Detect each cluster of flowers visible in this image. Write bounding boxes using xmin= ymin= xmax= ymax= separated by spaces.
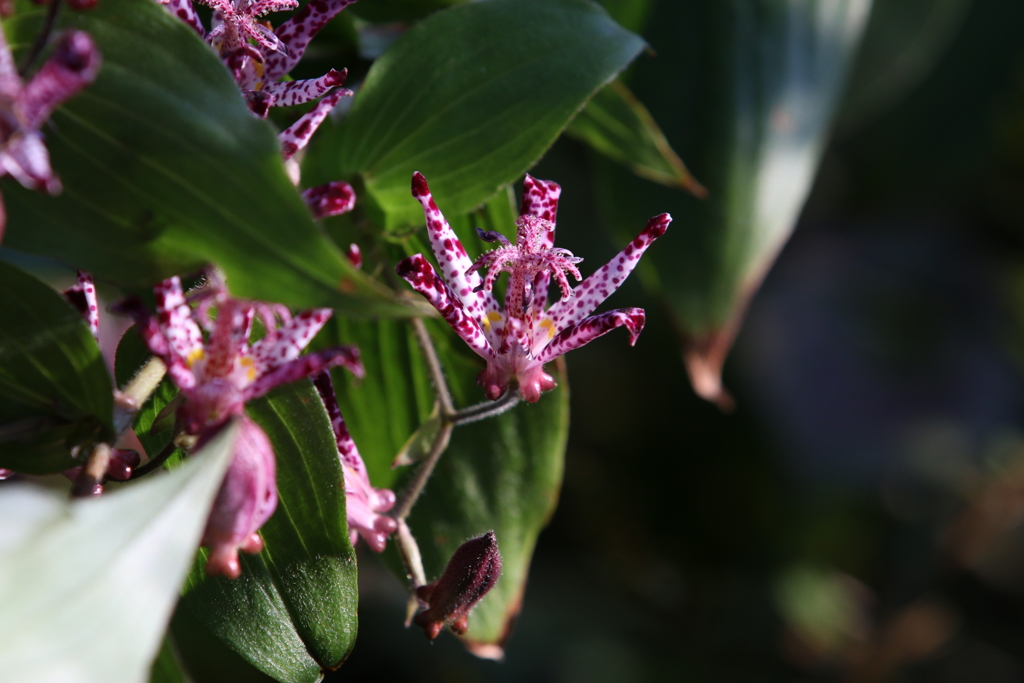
xmin=156 ymin=0 xmax=359 ymax=219
xmin=0 ymin=0 xmax=675 ymax=641
xmin=120 ymin=274 xmax=397 ymax=577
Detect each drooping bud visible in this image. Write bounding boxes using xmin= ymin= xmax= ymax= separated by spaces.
xmin=413 ymin=531 xmax=502 ymax=640
xmin=201 ymin=416 xmax=278 ymax=579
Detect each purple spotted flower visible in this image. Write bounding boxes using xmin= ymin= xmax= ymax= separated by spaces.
xmin=123 ymin=276 xmax=363 ymax=576
xmin=312 ymin=371 xmax=396 ymax=552
xmin=125 ymin=276 xmax=363 ymax=433
xmin=157 ymin=0 xmax=358 ymax=218
xmin=396 ymin=173 xmax=672 ymax=403
xmin=0 ymin=29 xmax=101 ymax=240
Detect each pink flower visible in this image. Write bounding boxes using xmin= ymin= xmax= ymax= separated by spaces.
xmin=157 ymin=0 xmax=358 ymax=218
xmin=125 ymin=276 xmax=362 ymax=434
xmin=312 ymin=371 xmax=396 ymax=552
xmin=396 ymin=173 xmax=672 ymax=403
xmin=121 ymin=276 xmax=364 ymax=576
xmin=200 ymin=415 xmax=277 ymax=579
xmin=0 ymin=29 xmax=101 ymax=239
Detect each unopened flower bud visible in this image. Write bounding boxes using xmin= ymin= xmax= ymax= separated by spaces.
xmin=413 ymin=531 xmax=501 ymax=639
xmin=201 ymin=416 xmax=278 ymax=580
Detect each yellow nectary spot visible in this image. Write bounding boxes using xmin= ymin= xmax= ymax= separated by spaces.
xmin=239 ymin=356 xmax=257 ymax=382
xmin=483 ymin=311 xmax=503 ymax=332
xmin=539 ymin=318 xmax=556 ymax=339
xmin=186 ymin=348 xmax=205 ymax=368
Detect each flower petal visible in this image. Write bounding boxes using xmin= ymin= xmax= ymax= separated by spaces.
xmin=264 ymin=0 xmax=359 ymax=81
xmin=279 ymin=86 xmax=350 ymax=159
xmin=157 ymin=0 xmax=206 ymax=37
xmin=302 ymin=180 xmax=356 ymax=218
xmin=544 ymin=213 xmax=671 ymax=334
xmin=519 ymin=174 xmax=560 ymax=245
xmin=245 ymin=346 xmax=363 ymax=401
xmin=20 ymin=31 xmax=101 ymax=131
xmin=396 ymin=254 xmax=497 ymax=362
xmin=411 ymin=173 xmax=489 ymax=320
xmin=62 ymin=270 xmax=99 ymax=342
xmin=250 ymin=307 xmax=332 ymax=373
xmin=537 ymin=307 xmax=645 ymax=364
xmin=262 ymin=68 xmax=348 ymax=107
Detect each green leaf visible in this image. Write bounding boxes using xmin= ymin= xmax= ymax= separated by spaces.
xmin=0 ymin=261 xmax=112 ymax=473
xmin=566 ymin=79 xmax=707 ymax=194
xmin=308 ymin=0 xmax=646 ymax=229
xmin=597 ymin=0 xmax=873 ymax=407
xmin=0 ymin=421 xmax=236 ymax=683
xmin=0 ymin=0 xmax=405 ymax=316
xmin=181 ymin=380 xmax=357 ymax=681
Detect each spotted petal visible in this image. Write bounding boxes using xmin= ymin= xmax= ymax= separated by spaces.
xmin=411 ymin=172 xmax=487 ymax=319
xmin=545 ymin=213 xmax=671 ymax=334
xmin=537 ymin=308 xmax=645 ymax=364
xmin=250 ymin=307 xmax=332 ymax=374
xmin=262 ymin=68 xmax=348 ymax=107
xmin=279 ymin=86 xmax=350 ymax=159
xmin=264 ymin=0 xmax=359 ymax=81
xmin=245 ymin=346 xmax=363 ymax=401
xmin=396 ymin=254 xmax=497 ymax=363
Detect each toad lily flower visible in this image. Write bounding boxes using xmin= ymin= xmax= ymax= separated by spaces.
xmin=0 ymin=29 xmax=101 ymax=240
xmin=396 ymin=172 xmax=672 ymax=403
xmin=313 ymin=371 xmax=396 ymax=552
xmin=121 ymin=276 xmax=363 ymax=577
xmin=125 ymin=276 xmax=363 ymax=434
xmin=157 ymin=0 xmax=358 ymax=218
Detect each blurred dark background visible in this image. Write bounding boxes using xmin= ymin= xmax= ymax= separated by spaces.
xmin=333 ymin=0 xmax=1024 ymax=680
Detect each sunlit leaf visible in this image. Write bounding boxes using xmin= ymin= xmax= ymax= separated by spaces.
xmin=0 ymin=0 xmax=405 ymax=315
xmin=0 ymin=261 xmax=112 ymax=473
xmin=0 ymin=422 xmax=236 ymax=683
xmin=308 ymin=0 xmax=645 ymax=229
xmin=597 ymin=0 xmax=874 ymax=407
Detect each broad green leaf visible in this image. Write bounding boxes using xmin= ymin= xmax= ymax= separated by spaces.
xmin=181 ymin=380 xmax=357 ymax=681
xmin=308 ymin=0 xmax=646 ymax=229
xmin=0 ymin=261 xmax=112 ymax=473
xmin=0 ymin=1 xmax=405 ymax=316
xmin=566 ymin=80 xmax=707 ymax=194
xmin=598 ymin=0 xmax=873 ymax=407
xmin=0 ymin=421 xmax=236 ymax=683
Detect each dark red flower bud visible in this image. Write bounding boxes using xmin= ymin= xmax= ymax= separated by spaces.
xmin=413 ymin=531 xmax=501 ymax=640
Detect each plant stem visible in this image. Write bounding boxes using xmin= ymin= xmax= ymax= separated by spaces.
xmin=113 ymin=357 xmax=167 ymax=434
xmin=451 ymin=387 xmax=521 ymax=425
xmin=70 ymin=441 xmax=110 ymax=498
xmin=128 ymin=438 xmax=178 ymax=480
xmin=390 ymin=421 xmax=453 ymax=521
xmin=410 ymin=317 xmax=454 ymax=415
xmin=18 ymin=0 xmax=61 ymax=77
